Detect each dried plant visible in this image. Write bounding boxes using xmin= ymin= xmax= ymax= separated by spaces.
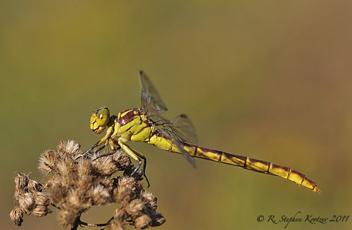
xmin=10 ymin=140 xmax=165 ymax=230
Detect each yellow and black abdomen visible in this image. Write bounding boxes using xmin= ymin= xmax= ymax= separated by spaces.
xmin=148 ymin=133 xmax=320 ymax=193
xmin=187 ymin=143 xmax=320 ymax=193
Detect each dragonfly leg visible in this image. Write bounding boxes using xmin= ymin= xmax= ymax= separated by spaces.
xmin=129 ymin=154 xmax=149 ymax=187
xmin=75 ymin=141 xmax=107 ymax=160
xmin=91 ymin=145 xmax=121 ymax=162
xmin=94 ymin=144 xmax=107 ymax=154
xmin=130 ymin=158 xmax=142 ymax=176
xmin=76 ymin=126 xmax=114 ymax=160
xmin=118 ymin=140 xmax=150 ymax=187
xmin=75 ymin=145 xmax=95 ymax=160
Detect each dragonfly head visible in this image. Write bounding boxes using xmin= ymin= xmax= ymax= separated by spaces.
xmin=90 ymin=107 xmax=110 ymax=134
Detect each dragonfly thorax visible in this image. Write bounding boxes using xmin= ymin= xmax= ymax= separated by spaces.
xmin=114 ymin=108 xmax=154 ymax=143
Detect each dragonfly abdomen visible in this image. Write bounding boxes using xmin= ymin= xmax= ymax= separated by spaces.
xmin=147 ymin=134 xmax=320 ymax=193
xmin=182 ymin=142 xmax=321 ymax=193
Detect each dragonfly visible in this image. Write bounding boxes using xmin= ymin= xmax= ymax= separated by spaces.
xmin=82 ymin=71 xmax=320 ymax=193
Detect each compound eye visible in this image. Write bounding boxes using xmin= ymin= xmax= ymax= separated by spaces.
xmin=96 ymin=107 xmax=110 ymax=126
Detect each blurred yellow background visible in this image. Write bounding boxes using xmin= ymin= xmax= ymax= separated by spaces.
xmin=1 ymin=0 xmax=351 ymax=230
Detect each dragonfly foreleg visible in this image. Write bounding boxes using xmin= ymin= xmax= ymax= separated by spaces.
xmin=76 ymin=126 xmax=115 ymax=160
xmin=91 ymin=145 xmax=121 ymax=162
xmin=75 ymin=145 xmax=95 ymax=160
xmin=75 ymin=140 xmax=106 ymax=160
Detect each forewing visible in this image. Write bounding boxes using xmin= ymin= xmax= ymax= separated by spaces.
xmin=139 ymin=71 xmax=195 ymax=168
xmin=139 ymin=71 xmax=168 ymax=115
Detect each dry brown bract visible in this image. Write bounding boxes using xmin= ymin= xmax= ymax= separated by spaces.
xmin=10 ymin=140 xmax=165 ymax=230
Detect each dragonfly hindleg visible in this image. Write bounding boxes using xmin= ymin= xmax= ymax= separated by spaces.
xmin=128 ymin=155 xmax=149 ymax=188
xmin=118 ymin=140 xmax=150 ymax=187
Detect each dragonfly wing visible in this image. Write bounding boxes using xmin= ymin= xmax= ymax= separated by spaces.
xmin=146 ymin=114 xmax=197 ymax=167
xmin=170 ymin=114 xmax=199 ymax=145
xmin=139 ymin=71 xmax=168 ymax=115
xmin=157 ymin=128 xmax=196 ymax=168
xmin=139 ymin=71 xmax=196 ymax=168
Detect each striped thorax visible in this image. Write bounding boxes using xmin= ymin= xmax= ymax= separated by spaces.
xmin=114 ymin=108 xmax=155 ymax=143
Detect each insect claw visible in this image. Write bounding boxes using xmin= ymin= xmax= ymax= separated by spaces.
xmin=144 ymin=173 xmax=150 ymax=188
xmin=129 ymin=158 xmax=150 ymax=188
xmin=130 ymin=159 xmax=142 ymax=177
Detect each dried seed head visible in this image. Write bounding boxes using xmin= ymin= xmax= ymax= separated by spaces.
xmin=58 ymin=206 xmax=79 ymax=229
xmin=113 ymin=151 xmax=131 ymax=170
xmin=28 ymin=179 xmax=42 ymax=192
xmin=91 ymin=184 xmax=111 ymax=205
xmin=18 ymin=193 xmax=35 ymax=214
xmin=33 ymin=205 xmax=51 ymax=217
xmin=34 ymin=192 xmax=49 ymax=206
xmin=14 ymin=187 xmax=20 ymax=201
xmin=77 ymin=175 xmax=93 ymax=190
xmin=119 ymin=176 xmax=136 ymax=189
xmin=113 ymin=208 xmax=127 ymax=221
xmin=15 ymin=172 xmax=29 ymax=190
xmin=76 ymin=158 xmax=94 ymax=190
xmin=113 ymin=177 xmax=137 ymax=204
xmin=141 ymin=192 xmax=157 ymax=210
xmin=45 ymin=182 xmax=68 ymax=204
xmin=106 ymin=219 xmax=125 ymax=230
xmin=125 ymin=199 xmax=145 ymax=218
xmin=38 ymin=149 xmax=58 ymax=173
xmin=67 ymin=189 xmax=85 ymax=208
xmin=11 ymin=141 xmax=165 ymax=229
xmin=135 ymin=214 xmax=152 ymax=229
xmin=150 ymin=212 xmax=166 ymax=227
xmin=77 ymin=158 xmax=93 ymax=176
xmin=55 ymin=157 xmax=76 ymax=176
xmin=92 ymin=156 xmax=118 ymax=176
xmin=10 ymin=207 xmax=23 ymax=226
xmin=59 ymin=140 xmax=81 ymax=156
xmin=101 ymin=177 xmax=113 ymax=187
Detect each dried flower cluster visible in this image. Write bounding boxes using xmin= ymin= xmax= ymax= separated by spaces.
xmin=10 ymin=140 xmax=165 ymax=230
xmin=10 ymin=172 xmax=51 ymax=226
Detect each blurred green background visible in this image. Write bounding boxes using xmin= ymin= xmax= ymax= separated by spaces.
xmin=1 ymin=0 xmax=351 ymax=229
